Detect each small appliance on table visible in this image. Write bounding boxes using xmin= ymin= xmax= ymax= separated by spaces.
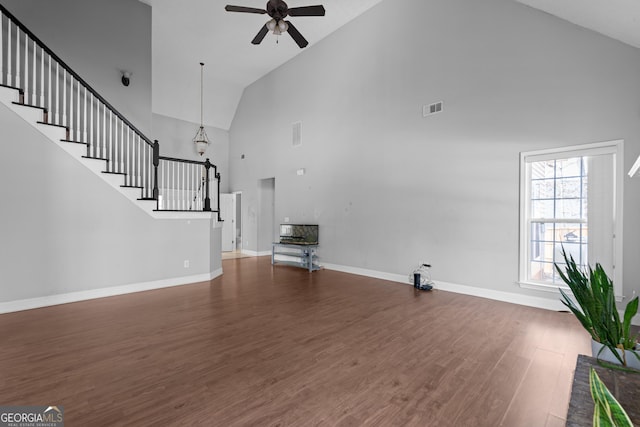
xmin=272 ymin=224 xmax=319 ymax=272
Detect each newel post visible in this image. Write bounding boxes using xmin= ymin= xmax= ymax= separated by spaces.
xmin=216 ymin=171 xmax=222 ymax=222
xmin=152 ymin=140 xmax=159 ymax=200
xmin=204 ymin=158 xmax=212 ymax=212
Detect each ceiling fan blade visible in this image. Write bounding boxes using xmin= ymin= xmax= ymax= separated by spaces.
xmin=287 ymin=5 xmax=325 ymax=17
xmin=251 ymin=24 xmax=269 ymax=45
xmin=285 ymin=21 xmax=308 ymax=48
xmin=225 ymin=5 xmax=267 ymax=14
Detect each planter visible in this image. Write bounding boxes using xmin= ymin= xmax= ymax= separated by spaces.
xmin=591 ymin=339 xmax=640 ymax=370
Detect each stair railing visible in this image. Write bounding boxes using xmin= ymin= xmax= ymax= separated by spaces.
xmin=156 ymin=155 xmax=220 ymax=215
xmin=0 ymin=4 xmax=221 ymax=218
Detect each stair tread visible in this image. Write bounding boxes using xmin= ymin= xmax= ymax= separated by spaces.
xmin=0 ymin=83 xmax=23 ymax=93
xmin=82 ymin=156 xmax=109 ymax=161
xmin=12 ymin=101 xmax=46 ymax=112
xmin=37 ymin=121 xmax=67 ymax=129
xmin=61 ymin=139 xmax=88 ymax=146
xmin=121 ymin=185 xmax=144 ymax=189
xmin=154 ymin=209 xmax=209 ymax=212
xmin=102 ymin=171 xmax=127 ymax=176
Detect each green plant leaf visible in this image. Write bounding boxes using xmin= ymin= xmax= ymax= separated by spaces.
xmin=589 ymin=368 xmax=634 ymax=427
xmin=622 ymin=297 xmax=638 ymax=348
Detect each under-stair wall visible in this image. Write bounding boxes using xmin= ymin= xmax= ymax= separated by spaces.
xmin=0 ymin=101 xmax=222 ymax=311
xmin=0 ymin=1 xmax=224 ymax=312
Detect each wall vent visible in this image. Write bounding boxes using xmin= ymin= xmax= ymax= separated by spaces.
xmin=292 ymin=121 xmax=302 ymax=147
xmin=423 ymin=101 xmax=443 ymax=117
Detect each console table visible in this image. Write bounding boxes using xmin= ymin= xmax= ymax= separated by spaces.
xmin=567 ymin=354 xmax=640 ymax=426
xmin=271 ymin=242 xmax=319 ymax=272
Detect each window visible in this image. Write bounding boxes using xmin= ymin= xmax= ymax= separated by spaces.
xmin=519 ymin=141 xmax=623 ymax=296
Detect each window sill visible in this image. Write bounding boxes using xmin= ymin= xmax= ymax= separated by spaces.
xmin=518 ymin=281 xmax=624 ymax=302
xmin=518 ymin=281 xmax=568 ymax=294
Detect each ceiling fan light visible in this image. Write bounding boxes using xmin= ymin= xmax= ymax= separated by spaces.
xmin=266 ymin=18 xmax=277 ymax=31
xmin=273 ymin=26 xmax=282 ymax=35
xmin=278 ymin=20 xmax=288 ymax=32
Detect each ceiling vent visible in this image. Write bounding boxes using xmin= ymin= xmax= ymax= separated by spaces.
xmin=423 ymin=101 xmax=443 ymax=117
xmin=292 ymin=121 xmax=302 ymax=147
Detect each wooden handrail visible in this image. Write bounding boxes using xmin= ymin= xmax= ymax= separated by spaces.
xmin=0 ymin=3 xmax=154 ymax=147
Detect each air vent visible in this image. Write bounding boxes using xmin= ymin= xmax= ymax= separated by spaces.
xmin=423 ymin=101 xmax=443 ymax=117
xmin=292 ymin=121 xmax=302 ymax=147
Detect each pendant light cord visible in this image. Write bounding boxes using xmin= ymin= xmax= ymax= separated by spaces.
xmin=200 ymin=62 xmax=204 ymax=127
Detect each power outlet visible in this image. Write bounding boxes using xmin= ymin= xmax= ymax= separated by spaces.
xmin=184 ymin=260 xmax=190 ymax=268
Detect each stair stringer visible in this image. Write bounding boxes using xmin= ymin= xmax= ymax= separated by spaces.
xmin=0 ymin=85 xmax=214 ymax=221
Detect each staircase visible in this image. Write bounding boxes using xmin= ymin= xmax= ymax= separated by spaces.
xmin=0 ymin=4 xmax=222 ymax=220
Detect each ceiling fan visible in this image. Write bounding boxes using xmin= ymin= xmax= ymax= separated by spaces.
xmin=225 ymin=0 xmax=326 ymax=48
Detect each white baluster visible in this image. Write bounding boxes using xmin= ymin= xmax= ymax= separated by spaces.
xmin=141 ymin=141 xmax=145 ymax=194
xmin=126 ymin=127 xmax=130 ymax=185
xmin=147 ymin=144 xmax=151 ymax=198
xmin=16 ymin=28 xmax=20 ymax=90
xmin=183 ymin=163 xmax=187 ymax=210
xmin=32 ymin=40 xmax=37 ymax=104
xmin=47 ymin=55 xmax=51 ymax=122
xmin=83 ymin=87 xmax=87 ymax=142
xmin=88 ymin=93 xmax=93 ymax=155
xmin=0 ymin=15 xmax=4 ymax=86
xmin=101 ymin=103 xmax=106 ymax=158
xmin=120 ymin=122 xmax=125 ymax=174
xmin=112 ymin=116 xmax=117 ymax=171
xmin=23 ymin=31 xmax=28 ymax=103
xmin=39 ymin=45 xmax=44 ymax=107
xmin=116 ymin=118 xmax=121 ymax=173
xmin=54 ymin=63 xmax=59 ymax=124
xmin=62 ymin=69 xmax=67 ymax=127
xmin=76 ymin=80 xmax=81 ymax=141
xmin=7 ymin=20 xmax=12 ymax=86
xmin=69 ymin=79 xmax=74 ymax=140
xmin=108 ymin=110 xmax=113 ymax=169
xmin=137 ymin=135 xmax=141 ymax=187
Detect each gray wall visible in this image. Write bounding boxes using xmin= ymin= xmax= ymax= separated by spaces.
xmin=152 ymin=113 xmax=230 ymax=193
xmin=229 ymin=0 xmax=640 ymax=302
xmin=0 ymin=101 xmax=219 ymax=302
xmin=2 ymin=0 xmax=152 ymax=135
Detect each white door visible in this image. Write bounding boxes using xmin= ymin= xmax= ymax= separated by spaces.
xmin=220 ymin=193 xmax=235 ymax=252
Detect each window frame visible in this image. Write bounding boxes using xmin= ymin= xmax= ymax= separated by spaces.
xmin=518 ymin=140 xmax=624 ymax=297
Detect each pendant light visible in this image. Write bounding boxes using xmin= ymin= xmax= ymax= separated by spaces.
xmin=193 ymin=62 xmax=210 ymax=156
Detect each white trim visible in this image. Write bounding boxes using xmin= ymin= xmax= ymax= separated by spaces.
xmin=522 ymin=140 xmax=620 ymax=162
xmin=323 ymin=263 xmax=566 ymax=312
xmin=322 ymin=263 xmax=407 ymax=283
xmin=518 ymin=140 xmax=624 ymax=296
xmin=629 ymin=154 xmax=640 ymax=178
xmin=519 ymin=280 xmax=625 ymax=302
xmin=435 ymin=280 xmax=566 ymax=312
xmin=324 ymin=263 xmax=640 ymax=325
xmin=0 ymin=269 xmax=223 ymax=314
xmin=241 ymin=249 xmax=271 ymax=257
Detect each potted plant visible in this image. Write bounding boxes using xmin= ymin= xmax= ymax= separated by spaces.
xmin=555 ymin=250 xmax=640 ymax=368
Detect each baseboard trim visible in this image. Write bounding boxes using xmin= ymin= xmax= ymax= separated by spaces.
xmin=322 ymin=263 xmax=567 ymax=313
xmin=0 ymin=269 xmax=223 ymax=314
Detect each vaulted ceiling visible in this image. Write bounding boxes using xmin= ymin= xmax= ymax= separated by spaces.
xmin=142 ymin=0 xmax=640 ymax=131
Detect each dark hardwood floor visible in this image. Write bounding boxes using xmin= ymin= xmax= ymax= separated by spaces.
xmin=0 ymin=257 xmax=590 ymax=426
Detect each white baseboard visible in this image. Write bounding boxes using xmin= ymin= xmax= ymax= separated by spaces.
xmin=322 ymin=263 xmax=407 ymax=284
xmin=322 ymin=263 xmax=568 ymax=313
xmin=0 ymin=269 xmax=223 ymax=314
xmin=241 ymin=249 xmax=272 ymax=257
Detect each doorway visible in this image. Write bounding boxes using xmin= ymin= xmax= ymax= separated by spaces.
xmin=220 ymin=192 xmax=244 ymax=255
